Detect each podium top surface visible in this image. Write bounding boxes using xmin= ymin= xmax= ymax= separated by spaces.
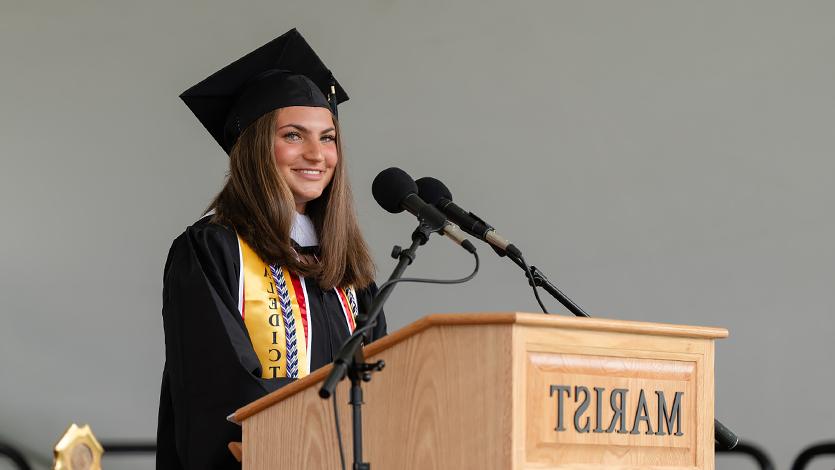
xmin=232 ymin=312 xmax=727 ymax=423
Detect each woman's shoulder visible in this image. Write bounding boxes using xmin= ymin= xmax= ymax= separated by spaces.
xmin=171 ymin=213 xmax=234 ymax=244
xmin=183 ymin=213 xmax=236 ymax=242
xmin=166 ymin=214 xmax=239 ymax=269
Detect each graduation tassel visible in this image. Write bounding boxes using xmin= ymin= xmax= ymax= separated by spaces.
xmin=328 ymin=75 xmax=338 ymax=119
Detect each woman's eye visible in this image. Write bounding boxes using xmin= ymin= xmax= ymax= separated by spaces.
xmin=283 ymin=132 xmax=302 ymax=141
xmin=321 ymin=134 xmax=336 ymax=143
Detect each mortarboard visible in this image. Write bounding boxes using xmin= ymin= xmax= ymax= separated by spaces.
xmin=180 ymin=28 xmax=348 ymax=154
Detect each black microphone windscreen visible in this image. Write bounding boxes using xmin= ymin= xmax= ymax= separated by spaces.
xmin=372 ymin=167 xmax=418 ymax=214
xmin=415 ymin=177 xmax=452 ymax=205
xmin=714 ymin=419 xmax=739 ymax=450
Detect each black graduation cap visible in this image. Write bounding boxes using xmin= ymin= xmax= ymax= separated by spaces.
xmin=180 ymin=28 xmax=348 ymax=154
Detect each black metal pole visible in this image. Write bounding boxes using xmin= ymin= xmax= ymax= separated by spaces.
xmin=345 ymin=231 xmax=428 ymax=470
xmin=350 ymin=377 xmax=366 ymax=470
xmin=321 ymin=223 xmax=436 ymax=470
xmin=319 ymin=235 xmax=423 ymax=399
xmin=355 ymin=234 xmax=424 ymax=334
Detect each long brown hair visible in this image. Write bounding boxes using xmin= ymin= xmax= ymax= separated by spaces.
xmin=208 ymin=109 xmax=375 ymax=289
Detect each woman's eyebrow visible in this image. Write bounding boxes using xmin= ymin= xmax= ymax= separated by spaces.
xmin=277 ymin=123 xmax=308 ymax=133
xmin=277 ymin=124 xmax=336 ymax=134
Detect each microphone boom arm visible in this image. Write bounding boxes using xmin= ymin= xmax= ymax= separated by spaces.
xmin=506 ymin=251 xmax=590 ymax=317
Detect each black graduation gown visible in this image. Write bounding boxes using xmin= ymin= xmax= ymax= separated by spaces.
xmin=156 ymin=218 xmax=387 ymax=470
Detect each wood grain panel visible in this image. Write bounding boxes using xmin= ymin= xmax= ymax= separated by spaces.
xmin=243 ymin=324 xmax=515 ymax=470
xmin=236 ymin=314 xmax=723 ymax=470
xmin=234 ymin=313 xmax=726 ymax=423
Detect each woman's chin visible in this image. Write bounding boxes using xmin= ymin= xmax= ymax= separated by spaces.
xmin=289 ymin=185 xmax=323 ymax=200
xmin=293 ymin=192 xmax=324 ymax=210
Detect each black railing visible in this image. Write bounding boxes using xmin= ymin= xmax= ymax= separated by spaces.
xmin=716 ymin=440 xmax=775 ymax=470
xmin=790 ymin=441 xmax=835 ymax=470
xmin=5 ymin=437 xmax=835 ymax=468
xmin=99 ymin=441 xmax=157 ymax=454
xmin=0 ymin=440 xmax=157 ymax=470
xmin=0 ymin=442 xmax=32 ymax=470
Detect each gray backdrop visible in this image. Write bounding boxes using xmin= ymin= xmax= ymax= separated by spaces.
xmin=2 ymin=1 xmax=833 ymax=469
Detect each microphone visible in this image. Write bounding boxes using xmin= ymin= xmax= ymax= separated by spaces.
xmin=372 ymin=168 xmax=476 ymax=253
xmin=416 ymin=176 xmax=521 ymax=259
xmin=714 ymin=419 xmax=739 ymax=450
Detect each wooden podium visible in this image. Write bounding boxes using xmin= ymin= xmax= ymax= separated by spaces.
xmin=232 ymin=313 xmax=727 ymax=469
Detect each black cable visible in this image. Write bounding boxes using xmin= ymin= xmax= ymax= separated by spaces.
xmin=332 ymin=387 xmax=347 ymax=470
xmin=516 ymin=252 xmax=549 ymax=314
xmin=376 ymin=249 xmax=480 ymax=292
xmin=350 ymin=249 xmax=480 ymax=342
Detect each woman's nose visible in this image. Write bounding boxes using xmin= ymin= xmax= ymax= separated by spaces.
xmin=303 ymin=140 xmax=325 ymax=162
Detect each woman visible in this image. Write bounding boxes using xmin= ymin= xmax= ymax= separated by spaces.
xmin=156 ymin=29 xmax=386 ymax=470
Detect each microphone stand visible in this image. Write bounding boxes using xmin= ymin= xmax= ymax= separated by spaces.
xmin=320 ymin=221 xmax=439 ymax=470
xmin=505 ymin=252 xmax=590 ymax=317
xmin=505 ymin=250 xmax=738 ymax=449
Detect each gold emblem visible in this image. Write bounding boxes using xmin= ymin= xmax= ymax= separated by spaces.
xmin=53 ymin=424 xmax=103 ymax=470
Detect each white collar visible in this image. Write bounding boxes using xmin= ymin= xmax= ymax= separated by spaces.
xmin=290 ymin=212 xmax=318 ymax=247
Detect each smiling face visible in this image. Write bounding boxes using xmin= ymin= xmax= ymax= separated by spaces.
xmin=273 ymin=106 xmax=338 ymax=213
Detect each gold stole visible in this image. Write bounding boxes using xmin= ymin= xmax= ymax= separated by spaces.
xmin=238 ymin=236 xmax=357 ymax=379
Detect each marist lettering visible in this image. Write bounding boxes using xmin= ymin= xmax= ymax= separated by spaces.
xmin=549 ymin=385 xmax=684 ymax=437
